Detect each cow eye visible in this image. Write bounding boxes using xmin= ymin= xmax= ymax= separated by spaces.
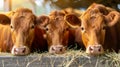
xmin=10 ymin=25 xmax=14 ymax=31
xmin=10 ymin=25 xmax=13 ymax=29
xmin=31 ymin=25 xmax=35 ymax=29
xmin=66 ymin=28 xmax=69 ymax=31
xmin=103 ymin=26 xmax=106 ymax=30
xmin=45 ymin=27 xmax=49 ymax=31
xmin=81 ymin=27 xmax=84 ymax=30
xmin=81 ymin=27 xmax=86 ymax=33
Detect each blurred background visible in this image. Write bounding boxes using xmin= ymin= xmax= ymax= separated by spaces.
xmin=0 ymin=0 xmax=120 ymax=15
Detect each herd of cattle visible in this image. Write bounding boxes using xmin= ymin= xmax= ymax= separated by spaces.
xmin=0 ymin=3 xmax=120 ymax=56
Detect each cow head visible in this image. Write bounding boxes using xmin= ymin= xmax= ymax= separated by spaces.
xmin=65 ymin=3 xmax=120 ymax=55
xmin=37 ymin=11 xmax=72 ymax=54
xmin=0 ymin=8 xmax=42 ymax=55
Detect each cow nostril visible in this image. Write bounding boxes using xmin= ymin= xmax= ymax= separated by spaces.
xmin=51 ymin=47 xmax=55 ymax=51
xmin=98 ymin=48 xmax=101 ymax=52
xmin=14 ymin=48 xmax=17 ymax=52
xmin=89 ymin=47 xmax=93 ymax=51
xmin=98 ymin=47 xmax=101 ymax=52
xmin=22 ymin=48 xmax=26 ymax=53
xmin=59 ymin=48 xmax=62 ymax=52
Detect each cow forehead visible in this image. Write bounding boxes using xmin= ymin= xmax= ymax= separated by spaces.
xmin=49 ymin=13 xmax=68 ymax=31
xmin=48 ymin=20 xmax=68 ymax=33
xmin=11 ymin=10 xmax=35 ymax=31
xmin=12 ymin=8 xmax=35 ymax=22
xmin=81 ymin=9 xmax=104 ymax=29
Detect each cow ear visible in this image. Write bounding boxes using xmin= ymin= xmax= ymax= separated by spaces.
xmin=0 ymin=14 xmax=11 ymax=25
xmin=65 ymin=14 xmax=81 ymax=28
xmin=95 ymin=4 xmax=108 ymax=15
xmin=105 ymin=11 xmax=120 ymax=27
xmin=36 ymin=15 xmax=49 ymax=29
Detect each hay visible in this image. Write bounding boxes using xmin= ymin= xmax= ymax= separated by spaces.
xmin=0 ymin=50 xmax=120 ymax=67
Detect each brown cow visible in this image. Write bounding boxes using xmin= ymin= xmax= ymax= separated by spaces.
xmin=65 ymin=3 xmax=120 ymax=55
xmin=37 ymin=10 xmax=80 ymax=54
xmin=0 ymin=8 xmax=47 ymax=55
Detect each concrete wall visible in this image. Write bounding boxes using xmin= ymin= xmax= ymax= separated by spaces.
xmin=0 ymin=52 xmax=119 ymax=67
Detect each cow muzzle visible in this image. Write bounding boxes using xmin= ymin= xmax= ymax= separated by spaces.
xmin=86 ymin=44 xmax=104 ymax=55
xmin=11 ymin=46 xmax=30 ymax=55
xmin=49 ymin=45 xmax=65 ymax=54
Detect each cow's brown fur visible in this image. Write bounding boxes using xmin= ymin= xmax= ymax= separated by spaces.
xmin=80 ymin=3 xmax=120 ymax=54
xmin=0 ymin=24 xmax=13 ymax=52
xmin=37 ymin=10 xmax=78 ymax=54
xmin=0 ymin=8 xmax=47 ymax=55
xmin=65 ymin=3 xmax=120 ymax=55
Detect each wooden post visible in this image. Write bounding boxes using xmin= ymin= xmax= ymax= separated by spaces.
xmin=4 ymin=0 xmax=12 ymax=12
